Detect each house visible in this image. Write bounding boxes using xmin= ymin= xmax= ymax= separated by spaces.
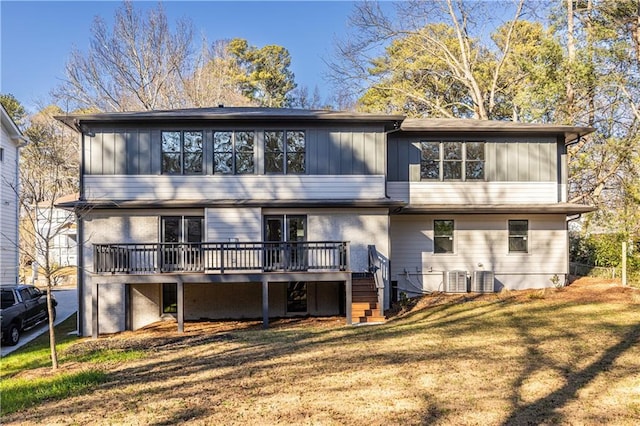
xmin=55 ymin=107 xmax=594 ymax=337
xmin=35 ymin=195 xmax=78 ymax=269
xmin=0 ymin=104 xmax=28 ymax=285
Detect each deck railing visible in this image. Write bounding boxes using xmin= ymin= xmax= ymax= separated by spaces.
xmin=93 ymin=241 xmax=349 ymax=274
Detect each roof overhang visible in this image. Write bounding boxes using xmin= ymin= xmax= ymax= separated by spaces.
xmin=400 ymin=118 xmax=595 ymax=144
xmin=54 ymin=107 xmax=405 ymax=132
xmin=1 ymin=104 xmax=28 ymax=146
xmin=396 ymin=203 xmax=596 ymax=215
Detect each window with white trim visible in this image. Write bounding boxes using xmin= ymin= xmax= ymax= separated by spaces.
xmin=434 ymin=219 xmax=454 ymax=254
xmin=508 ymin=220 xmax=528 ymax=253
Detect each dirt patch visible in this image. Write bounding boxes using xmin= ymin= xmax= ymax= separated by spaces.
xmin=71 ymin=277 xmax=639 ymax=349
xmin=388 ymin=277 xmax=639 ymax=318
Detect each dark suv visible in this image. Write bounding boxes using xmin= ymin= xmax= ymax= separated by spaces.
xmin=1 ymin=285 xmax=56 ymax=346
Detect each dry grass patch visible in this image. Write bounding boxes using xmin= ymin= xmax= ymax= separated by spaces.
xmin=2 ymin=278 xmax=640 ymax=425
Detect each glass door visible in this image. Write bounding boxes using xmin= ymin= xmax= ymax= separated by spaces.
xmin=263 ymin=215 xmax=306 ymax=271
xmin=161 ymin=216 xmax=203 ymax=272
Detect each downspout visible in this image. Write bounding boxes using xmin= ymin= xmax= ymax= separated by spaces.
xmin=76 ymin=127 xmax=85 ymax=336
xmin=384 ymin=122 xmax=402 ymax=200
xmin=566 ymin=213 xmax=582 ymax=284
xmin=383 ymin=121 xmax=403 ymax=310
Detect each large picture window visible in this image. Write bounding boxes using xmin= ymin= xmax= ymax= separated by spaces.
xmin=434 ymin=220 xmax=454 ymax=254
xmin=161 ymin=131 xmax=203 ymax=175
xmin=421 ymin=141 xmax=485 ymax=181
xmin=508 ymin=220 xmax=528 ymax=253
xmin=213 ymin=131 xmax=255 ymax=174
xmin=265 ymin=130 xmax=305 ymax=174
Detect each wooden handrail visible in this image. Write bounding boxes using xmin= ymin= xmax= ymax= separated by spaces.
xmin=93 ymin=241 xmax=349 ymax=274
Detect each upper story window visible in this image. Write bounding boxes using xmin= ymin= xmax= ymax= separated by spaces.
xmin=421 ymin=141 xmax=485 ymax=181
xmin=508 ymin=220 xmax=528 ymax=253
xmin=265 ymin=130 xmax=305 ymax=174
xmin=213 ymin=131 xmax=255 ymax=174
xmin=161 ymin=131 xmax=203 ymax=175
xmin=434 ymin=219 xmax=454 ymax=254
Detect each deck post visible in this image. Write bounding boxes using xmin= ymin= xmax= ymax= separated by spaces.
xmin=177 ymin=280 xmax=184 ymax=333
xmin=345 ymin=274 xmax=352 ymax=325
xmin=92 ymin=281 xmax=99 ymax=339
xmin=262 ymin=278 xmax=269 ymax=329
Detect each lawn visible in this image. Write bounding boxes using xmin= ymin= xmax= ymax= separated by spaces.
xmin=1 ymin=279 xmax=639 ymax=425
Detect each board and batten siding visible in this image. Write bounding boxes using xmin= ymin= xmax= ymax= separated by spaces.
xmin=0 ymin=126 xmax=19 ymax=285
xmin=84 ymin=175 xmax=386 ymax=201
xmin=83 ymin=127 xmax=387 ymax=176
xmin=387 ymin=181 xmax=560 ymax=204
xmin=390 ymin=214 xmax=568 ymax=293
xmin=387 ymin=135 xmax=560 ymax=183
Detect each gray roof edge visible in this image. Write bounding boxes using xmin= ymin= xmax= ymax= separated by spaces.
xmin=399 ymin=118 xmax=595 ymax=142
xmin=54 ymin=107 xmax=405 ymax=129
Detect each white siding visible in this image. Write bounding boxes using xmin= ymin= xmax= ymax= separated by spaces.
xmin=0 ymin=123 xmax=19 ymax=284
xmin=390 ymin=214 xmax=568 ymax=293
xmin=81 ymin=213 xmax=159 ymax=336
xmin=308 ymin=209 xmax=389 ymax=273
xmin=206 ymin=207 xmax=262 ymax=241
xmin=84 ymin=175 xmax=386 ymax=201
xmin=387 ymin=181 xmax=559 ymax=204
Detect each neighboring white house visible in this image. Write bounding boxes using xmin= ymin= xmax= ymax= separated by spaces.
xmin=0 ymin=104 xmax=27 ymax=285
xmin=36 ymin=195 xmax=78 ymax=269
xmin=55 ymin=107 xmax=595 ymax=337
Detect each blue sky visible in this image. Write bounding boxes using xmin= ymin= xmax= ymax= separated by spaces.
xmin=1 ymin=0 xmax=357 ymax=112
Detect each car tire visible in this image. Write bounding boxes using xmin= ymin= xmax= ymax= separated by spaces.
xmin=6 ymin=324 xmax=20 ymax=346
xmin=50 ymin=307 xmax=57 ymax=323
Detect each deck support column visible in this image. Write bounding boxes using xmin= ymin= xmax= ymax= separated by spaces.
xmin=345 ymin=275 xmax=352 ymax=325
xmin=177 ymin=280 xmax=184 ymax=333
xmin=92 ymin=281 xmax=99 ymax=339
xmin=262 ymin=279 xmax=269 ymax=329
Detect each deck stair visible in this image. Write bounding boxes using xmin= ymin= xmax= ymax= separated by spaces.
xmin=351 ymin=274 xmax=385 ymax=324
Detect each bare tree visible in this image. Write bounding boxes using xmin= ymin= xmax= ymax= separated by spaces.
xmin=55 ymin=1 xmax=194 ymax=112
xmin=329 ymin=0 xmax=526 ymax=119
xmin=183 ymin=39 xmax=256 ymax=108
xmin=17 ymin=105 xmax=79 ymax=370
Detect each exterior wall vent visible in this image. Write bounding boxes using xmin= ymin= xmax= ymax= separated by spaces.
xmin=444 ymin=270 xmax=468 ymax=293
xmin=472 ymin=270 xmax=495 ymax=293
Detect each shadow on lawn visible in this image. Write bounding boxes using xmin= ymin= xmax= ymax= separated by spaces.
xmin=502 ymin=319 xmax=640 ymax=425
xmin=5 ymin=300 xmax=639 ymax=425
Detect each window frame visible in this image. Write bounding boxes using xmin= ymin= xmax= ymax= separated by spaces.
xmin=162 ymin=283 xmax=177 ymax=314
xmin=434 ymin=219 xmax=455 ymax=254
xmin=286 ymin=281 xmax=308 ymax=313
xmin=213 ymin=130 xmax=255 ymax=175
xmin=161 ymin=130 xmax=204 ymax=175
xmin=420 ymin=140 xmax=486 ymax=181
xmin=265 ymin=130 xmax=306 ymax=174
xmin=508 ymin=219 xmax=529 ymax=254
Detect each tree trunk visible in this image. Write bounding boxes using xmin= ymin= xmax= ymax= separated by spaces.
xmin=566 ymin=0 xmax=576 ymax=118
xmin=46 ymin=275 xmax=58 ymax=370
